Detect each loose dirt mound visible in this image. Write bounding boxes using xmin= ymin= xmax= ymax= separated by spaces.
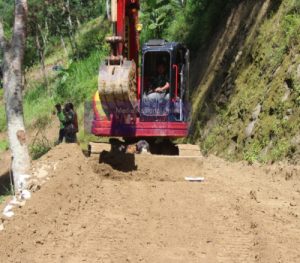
xmin=0 ymin=144 xmax=300 ymax=262
xmin=0 ymin=144 xmax=100 ymax=261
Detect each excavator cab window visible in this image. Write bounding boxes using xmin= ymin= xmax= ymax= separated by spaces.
xmin=140 ymin=41 xmax=190 ymax=122
xmin=140 ymin=51 xmax=171 ymax=121
xmin=142 ymin=51 xmax=170 ymax=97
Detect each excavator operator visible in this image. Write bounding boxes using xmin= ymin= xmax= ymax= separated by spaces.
xmin=146 ymin=62 xmax=170 ymax=102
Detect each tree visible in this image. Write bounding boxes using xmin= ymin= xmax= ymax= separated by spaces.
xmin=0 ymin=0 xmax=31 ymax=198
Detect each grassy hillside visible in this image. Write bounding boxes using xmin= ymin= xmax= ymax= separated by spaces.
xmin=0 ymin=17 xmax=109 ymax=155
xmin=190 ymin=0 xmax=300 ymax=163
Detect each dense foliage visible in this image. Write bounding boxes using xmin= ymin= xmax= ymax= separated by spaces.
xmin=140 ymin=0 xmax=238 ymax=52
xmin=0 ymin=0 xmax=240 ymax=66
xmin=0 ymin=0 xmax=106 ymax=67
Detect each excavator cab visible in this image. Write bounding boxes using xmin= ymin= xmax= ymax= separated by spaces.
xmin=140 ymin=40 xmax=190 ymax=123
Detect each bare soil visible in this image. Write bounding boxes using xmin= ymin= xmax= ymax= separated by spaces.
xmin=0 ymin=144 xmax=300 ymax=262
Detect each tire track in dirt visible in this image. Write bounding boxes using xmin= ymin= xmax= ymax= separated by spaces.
xmin=65 ymin=180 xmax=217 ymax=262
xmin=201 ymin=159 xmax=300 ymax=262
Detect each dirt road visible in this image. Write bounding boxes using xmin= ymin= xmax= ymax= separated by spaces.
xmin=0 ymin=144 xmax=300 ymax=262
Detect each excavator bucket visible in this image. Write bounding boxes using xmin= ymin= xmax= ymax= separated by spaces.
xmin=98 ymin=60 xmax=137 ymax=115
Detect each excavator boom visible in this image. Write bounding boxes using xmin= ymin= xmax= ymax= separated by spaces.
xmin=98 ymin=0 xmax=140 ymax=114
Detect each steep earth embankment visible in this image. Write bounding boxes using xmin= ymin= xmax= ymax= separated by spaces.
xmin=191 ymin=0 xmax=300 ymax=163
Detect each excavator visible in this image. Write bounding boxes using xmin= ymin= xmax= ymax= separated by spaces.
xmin=90 ymin=0 xmax=191 ymax=155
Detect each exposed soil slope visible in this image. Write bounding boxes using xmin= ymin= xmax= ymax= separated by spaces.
xmin=0 ymin=144 xmax=299 ymax=262
xmin=191 ymin=0 xmax=300 ymax=162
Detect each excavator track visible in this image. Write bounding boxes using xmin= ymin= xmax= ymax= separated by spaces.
xmin=88 ymin=141 xmax=201 ymax=157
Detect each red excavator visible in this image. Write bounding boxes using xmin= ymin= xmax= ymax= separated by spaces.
xmin=91 ymin=0 xmax=190 ymax=154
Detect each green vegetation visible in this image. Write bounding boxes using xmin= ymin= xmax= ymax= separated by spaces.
xmin=0 ymin=0 xmax=106 ymax=65
xmin=0 ymin=1 xmax=109 ymax=136
xmin=141 ymin=0 xmax=237 ymax=52
xmin=0 ymin=16 xmax=106 ymax=156
xmin=28 ymin=115 xmax=53 ymax=159
xmin=0 ymin=107 xmax=5 ymax=133
xmin=30 ymin=138 xmax=52 ymax=160
xmin=0 ymin=89 xmax=5 ymax=132
xmin=22 ymin=17 xmax=109 ymax=153
xmin=0 ymin=139 xmax=8 ymax=153
xmin=195 ymin=0 xmax=300 ymax=163
xmin=1 ymin=3 xmax=109 ymax=157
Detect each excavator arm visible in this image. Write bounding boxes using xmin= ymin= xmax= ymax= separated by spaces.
xmin=97 ymin=0 xmax=140 ymax=117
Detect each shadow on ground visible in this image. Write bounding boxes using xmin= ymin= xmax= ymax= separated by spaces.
xmin=0 ymin=171 xmax=12 ymax=196
xmin=99 ymin=151 xmax=137 ymax=172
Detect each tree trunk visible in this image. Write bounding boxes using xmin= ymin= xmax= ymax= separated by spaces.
xmin=57 ymin=25 xmax=68 ymax=57
xmin=36 ymin=23 xmax=49 ymax=89
xmin=0 ymin=0 xmax=31 ymax=196
xmin=35 ymin=32 xmax=48 ymax=88
xmin=60 ymin=34 xmax=68 ymax=57
xmin=64 ymin=0 xmax=77 ymax=57
xmin=76 ymin=16 xmax=81 ymax=28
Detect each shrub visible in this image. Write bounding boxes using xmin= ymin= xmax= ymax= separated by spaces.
xmin=75 ymin=19 xmax=109 ymax=59
xmin=53 ymin=49 xmax=107 ymax=106
xmin=243 ymin=140 xmax=263 ymax=164
xmin=30 ymin=138 xmax=52 ymax=160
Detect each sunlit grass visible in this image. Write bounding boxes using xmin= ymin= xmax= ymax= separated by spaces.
xmin=0 ymin=139 xmax=9 ymax=153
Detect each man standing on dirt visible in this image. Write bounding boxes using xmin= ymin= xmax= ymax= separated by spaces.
xmin=68 ymin=103 xmax=78 ymax=134
xmin=55 ymin=103 xmax=65 ymax=144
xmin=64 ymin=103 xmax=77 ymax=143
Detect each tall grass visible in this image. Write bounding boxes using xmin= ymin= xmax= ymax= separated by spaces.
xmin=20 ymin=47 xmax=108 ymax=135
xmin=0 ymin=139 xmax=8 ymax=153
xmin=0 ymin=88 xmax=5 ymax=132
xmin=23 ymin=84 xmax=54 ymax=127
xmin=53 ymin=49 xmax=108 ymax=106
